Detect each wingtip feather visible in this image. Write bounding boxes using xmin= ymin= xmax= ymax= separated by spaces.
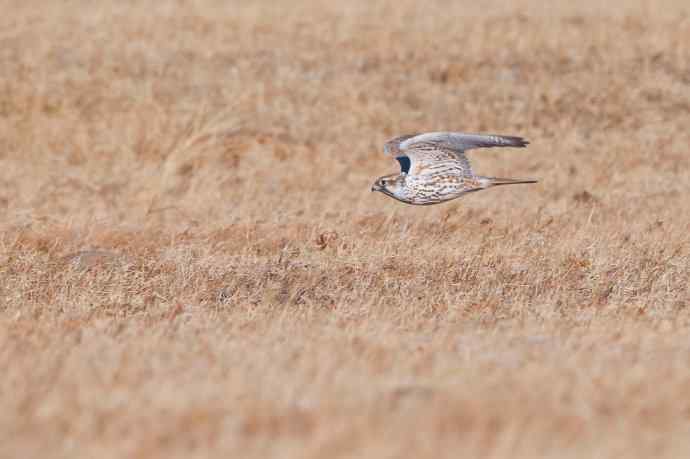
xmin=503 ymin=136 xmax=529 ymax=147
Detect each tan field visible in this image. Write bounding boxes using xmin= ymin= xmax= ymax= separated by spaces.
xmin=1 ymin=1 xmax=690 ymax=457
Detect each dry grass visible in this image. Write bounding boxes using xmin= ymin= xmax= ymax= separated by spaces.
xmin=1 ymin=0 xmax=690 ymax=457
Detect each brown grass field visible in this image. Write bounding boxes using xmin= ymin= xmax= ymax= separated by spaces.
xmin=1 ymin=0 xmax=690 ymax=457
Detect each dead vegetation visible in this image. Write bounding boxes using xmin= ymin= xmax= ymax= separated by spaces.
xmin=1 ymin=0 xmax=690 ymax=457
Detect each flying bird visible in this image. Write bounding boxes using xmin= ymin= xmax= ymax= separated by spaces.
xmin=371 ymin=132 xmax=537 ymax=205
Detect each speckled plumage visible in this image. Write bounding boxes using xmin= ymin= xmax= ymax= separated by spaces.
xmin=372 ymin=132 xmax=537 ymax=205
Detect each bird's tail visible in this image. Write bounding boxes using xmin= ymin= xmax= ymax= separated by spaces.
xmin=479 ymin=176 xmax=538 ymax=188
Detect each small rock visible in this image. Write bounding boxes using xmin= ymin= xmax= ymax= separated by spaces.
xmin=61 ymin=250 xmax=126 ymax=271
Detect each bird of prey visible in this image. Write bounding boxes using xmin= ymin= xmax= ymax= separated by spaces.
xmin=371 ymin=132 xmax=537 ymax=205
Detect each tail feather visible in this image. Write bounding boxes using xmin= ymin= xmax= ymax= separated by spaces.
xmin=479 ymin=176 xmax=538 ymax=188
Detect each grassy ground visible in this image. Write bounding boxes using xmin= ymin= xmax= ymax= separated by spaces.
xmin=1 ymin=1 xmax=690 ymax=457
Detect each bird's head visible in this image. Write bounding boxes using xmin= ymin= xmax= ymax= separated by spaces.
xmin=371 ymin=173 xmax=405 ymax=196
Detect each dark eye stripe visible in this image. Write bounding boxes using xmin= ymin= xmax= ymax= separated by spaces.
xmin=396 ymin=156 xmax=411 ymax=174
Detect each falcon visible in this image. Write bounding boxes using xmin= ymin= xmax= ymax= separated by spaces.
xmin=371 ymin=132 xmax=537 ymax=205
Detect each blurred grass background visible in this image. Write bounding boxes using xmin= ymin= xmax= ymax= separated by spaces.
xmin=1 ymin=1 xmax=689 ymax=457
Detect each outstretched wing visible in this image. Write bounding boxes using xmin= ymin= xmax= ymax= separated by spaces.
xmin=384 ymin=132 xmax=528 ymax=177
xmin=384 ymin=133 xmax=471 ymax=177
xmin=400 ymin=132 xmax=529 ymax=152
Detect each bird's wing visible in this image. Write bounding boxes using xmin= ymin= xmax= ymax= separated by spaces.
xmin=399 ymin=132 xmax=529 ymax=152
xmin=384 ymin=134 xmax=419 ymax=157
xmin=384 ymin=132 xmax=529 ymax=177
xmin=384 ymin=134 xmax=471 ymax=177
